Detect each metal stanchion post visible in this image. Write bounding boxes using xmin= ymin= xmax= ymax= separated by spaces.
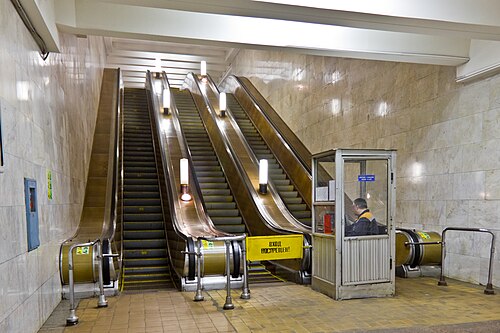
xmin=96 ymin=241 xmax=108 ymax=308
xmin=194 ymin=239 xmax=204 ymax=301
xmin=66 ymin=244 xmax=79 ymax=326
xmin=223 ymin=240 xmax=234 ymax=310
xmin=484 ymin=233 xmax=496 ymax=295
xmin=240 ymin=238 xmax=250 ymax=299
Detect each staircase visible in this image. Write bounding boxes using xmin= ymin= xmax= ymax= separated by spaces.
xmin=121 ymin=88 xmax=174 ymax=291
xmin=173 ymin=89 xmax=246 ymax=234
xmin=227 ymin=94 xmax=311 ymax=225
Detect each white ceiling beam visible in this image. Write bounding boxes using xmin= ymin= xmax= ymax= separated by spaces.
xmin=95 ymin=0 xmax=500 ymax=40
xmin=107 ymin=57 xmax=227 ymax=71
xmin=56 ymin=0 xmax=470 ymax=66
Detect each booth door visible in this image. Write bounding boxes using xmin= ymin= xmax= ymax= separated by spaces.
xmin=340 ymin=157 xmax=392 ymax=286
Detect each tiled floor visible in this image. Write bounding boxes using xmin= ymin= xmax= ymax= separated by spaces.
xmin=39 ymin=277 xmax=500 ymax=333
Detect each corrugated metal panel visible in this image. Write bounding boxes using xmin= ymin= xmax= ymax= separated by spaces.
xmin=342 ymin=237 xmax=390 ymax=285
xmin=312 ymin=235 xmax=335 ymax=283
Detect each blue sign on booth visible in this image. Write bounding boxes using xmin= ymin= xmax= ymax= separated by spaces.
xmin=358 ymin=174 xmax=376 ymax=182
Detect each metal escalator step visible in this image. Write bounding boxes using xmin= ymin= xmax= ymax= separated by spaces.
xmin=195 ymin=170 xmax=223 ymax=177
xmin=123 ymin=213 xmax=163 ymax=222
xmin=205 ymin=202 xmax=236 ymax=209
xmin=197 ymin=176 xmax=226 ymax=183
xmin=123 ymin=221 xmax=164 ymax=230
xmin=123 ymin=230 xmax=165 ymax=239
xmin=193 ymin=160 xmax=219 ymax=166
xmin=199 ymin=182 xmax=228 ymax=189
xmin=124 ymin=198 xmax=161 ymax=206
xmin=123 ymin=239 xmax=166 ymax=249
xmin=273 ymin=179 xmax=291 ymax=186
xmin=124 ymin=191 xmax=160 ymax=198
xmin=123 ymin=273 xmax=171 ymax=283
xmin=123 ymin=266 xmax=169 ymax=275
xmin=124 ymin=184 xmax=159 ymax=192
xmin=207 ymin=209 xmax=239 ymax=217
xmin=287 ymin=203 xmax=307 ymax=211
xmin=211 ymin=216 xmax=243 ymax=224
xmin=124 ymin=178 xmax=158 ymax=186
xmin=123 ymin=258 xmax=169 ymax=267
xmin=124 ymin=172 xmax=158 ymax=179
xmin=282 ymin=197 xmax=303 ymax=204
xmin=125 ymin=166 xmax=157 ymax=173
xmin=124 ymin=206 xmax=162 ymax=214
xmin=299 ymin=217 xmax=311 ymax=224
xmin=201 ymin=188 xmax=231 ymax=196
xmin=292 ymin=211 xmax=311 ymax=219
xmin=276 ymin=185 xmax=294 ymax=192
xmin=217 ymin=225 xmax=246 ymax=233
xmin=202 ymin=195 xmax=234 ymax=202
xmin=124 ymin=249 xmax=167 ymax=259
xmin=278 ymin=190 xmax=298 ymax=198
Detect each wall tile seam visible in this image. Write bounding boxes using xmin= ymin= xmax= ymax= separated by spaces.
xmin=0 ymin=270 xmax=61 ymax=327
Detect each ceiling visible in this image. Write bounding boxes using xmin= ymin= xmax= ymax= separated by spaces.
xmin=103 ymin=37 xmax=236 ymax=88
xmin=29 ymin=0 xmax=500 ymax=87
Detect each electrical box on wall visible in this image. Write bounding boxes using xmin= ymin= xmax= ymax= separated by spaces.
xmin=24 ymin=178 xmax=40 ymax=251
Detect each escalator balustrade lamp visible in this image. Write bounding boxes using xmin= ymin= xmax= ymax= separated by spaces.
xmin=259 ymin=159 xmax=268 ymax=194
xmin=180 ymin=158 xmax=192 ymax=201
xmin=219 ymin=92 xmax=227 ymax=117
xmin=162 ymin=88 xmax=170 ymax=114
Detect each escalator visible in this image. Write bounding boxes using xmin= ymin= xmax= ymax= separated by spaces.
xmin=173 ymin=89 xmax=246 ymax=234
xmin=183 ymin=73 xmax=311 ymax=284
xmin=121 ymin=88 xmax=174 ymax=291
xmin=227 ymin=94 xmax=311 ymax=225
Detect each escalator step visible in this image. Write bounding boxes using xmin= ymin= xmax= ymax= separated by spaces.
xmin=123 ymin=230 xmax=165 ymax=239
xmin=124 ymin=249 xmax=167 ymax=258
xmin=123 ymin=213 xmax=163 ymax=222
xmin=124 ymin=221 xmax=164 ymax=230
xmin=123 ymin=239 xmax=166 ymax=249
xmin=211 ymin=216 xmax=243 ymax=224
xmin=123 ymin=258 xmax=169 ymax=267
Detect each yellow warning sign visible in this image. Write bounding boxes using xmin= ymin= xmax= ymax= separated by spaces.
xmin=247 ymin=235 xmax=303 ymax=261
xmin=76 ymin=246 xmax=90 ymax=255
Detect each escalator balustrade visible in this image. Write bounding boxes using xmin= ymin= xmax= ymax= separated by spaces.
xmin=173 ymin=89 xmax=246 ymax=234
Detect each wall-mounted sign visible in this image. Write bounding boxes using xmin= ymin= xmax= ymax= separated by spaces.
xmin=47 ymin=170 xmax=52 ymax=200
xmin=358 ymin=174 xmax=375 ymax=182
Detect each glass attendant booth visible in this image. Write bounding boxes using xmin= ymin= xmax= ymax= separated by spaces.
xmin=311 ymin=149 xmax=396 ymax=300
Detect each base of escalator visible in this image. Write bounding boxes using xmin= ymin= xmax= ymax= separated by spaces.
xmin=248 ymin=261 xmax=287 ymax=284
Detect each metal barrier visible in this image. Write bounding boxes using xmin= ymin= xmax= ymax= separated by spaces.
xmin=438 ymin=227 xmax=496 ymax=295
xmin=66 ymin=239 xmax=108 ymax=325
xmin=194 ymin=234 xmax=249 ymax=309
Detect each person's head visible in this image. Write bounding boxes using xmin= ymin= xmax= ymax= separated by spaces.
xmin=353 ymin=198 xmax=368 ymax=214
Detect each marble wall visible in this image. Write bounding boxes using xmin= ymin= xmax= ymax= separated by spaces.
xmin=0 ymin=1 xmax=106 ymax=332
xmin=229 ymin=49 xmax=500 ymax=287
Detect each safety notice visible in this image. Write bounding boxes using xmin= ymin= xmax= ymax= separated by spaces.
xmin=247 ymin=235 xmax=303 ymax=261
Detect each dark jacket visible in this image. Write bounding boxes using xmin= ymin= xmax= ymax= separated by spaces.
xmin=345 ymin=209 xmax=379 ymax=236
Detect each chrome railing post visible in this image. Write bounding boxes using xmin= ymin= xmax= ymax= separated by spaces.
xmin=194 ymin=238 xmax=204 ymax=301
xmin=223 ymin=240 xmax=234 ymax=310
xmin=66 ymin=243 xmax=79 ymax=326
xmin=240 ymin=238 xmax=250 ymax=299
xmin=96 ymin=241 xmax=108 ymax=308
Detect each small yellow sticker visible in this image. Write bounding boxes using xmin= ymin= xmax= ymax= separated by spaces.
xmin=418 ymin=232 xmax=430 ymax=239
xmin=202 ymin=240 xmax=215 ymax=248
xmin=76 ymin=246 xmax=90 ymax=255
